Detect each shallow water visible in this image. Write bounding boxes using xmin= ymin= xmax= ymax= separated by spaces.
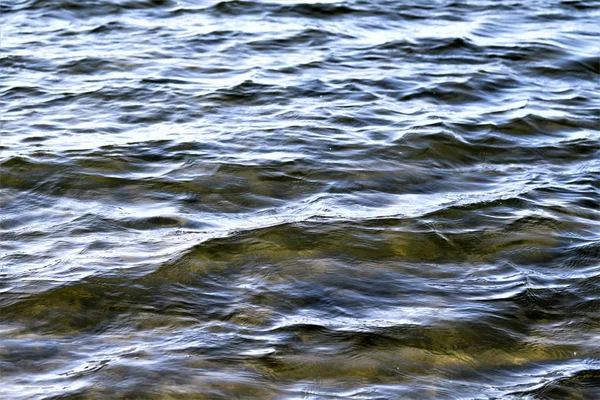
xmin=1 ymin=0 xmax=599 ymax=398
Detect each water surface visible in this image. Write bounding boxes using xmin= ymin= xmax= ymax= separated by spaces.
xmin=1 ymin=0 xmax=599 ymax=398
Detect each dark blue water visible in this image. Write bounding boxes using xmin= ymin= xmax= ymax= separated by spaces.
xmin=1 ymin=0 xmax=599 ymax=398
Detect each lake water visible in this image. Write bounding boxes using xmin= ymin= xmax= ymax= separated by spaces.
xmin=1 ymin=0 xmax=599 ymax=398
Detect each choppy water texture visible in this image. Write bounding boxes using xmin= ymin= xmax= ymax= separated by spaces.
xmin=1 ymin=0 xmax=600 ymax=398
